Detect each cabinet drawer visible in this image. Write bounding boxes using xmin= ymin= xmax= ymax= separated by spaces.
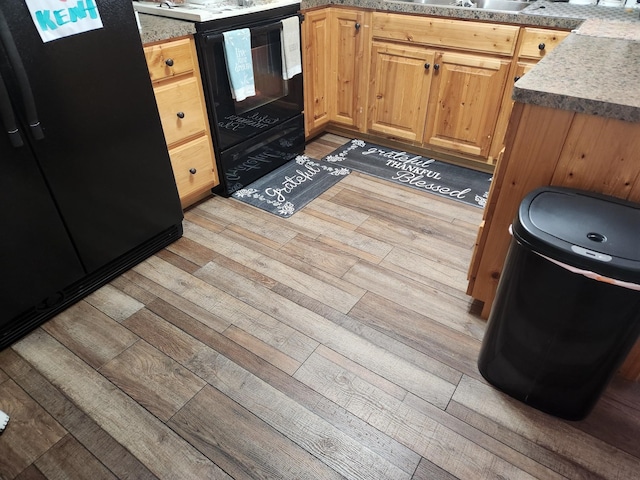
xmin=518 ymin=28 xmax=569 ymax=60
xmin=144 ymin=38 xmax=195 ymax=82
xmin=372 ymin=13 xmax=519 ymax=56
xmin=153 ymin=77 xmax=206 ymax=146
xmin=169 ymin=135 xmax=217 ymax=198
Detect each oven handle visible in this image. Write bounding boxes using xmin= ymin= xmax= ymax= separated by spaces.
xmin=204 ymin=13 xmax=303 ymax=44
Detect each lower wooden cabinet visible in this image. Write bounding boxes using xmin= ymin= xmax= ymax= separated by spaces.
xmin=367 ymin=42 xmax=435 ymax=142
xmin=302 ymin=6 xmax=570 ymax=168
xmin=144 ymin=36 xmax=219 ymax=208
xmin=424 ymin=52 xmax=511 ymax=158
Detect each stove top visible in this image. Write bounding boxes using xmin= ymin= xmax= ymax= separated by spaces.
xmin=132 ymin=0 xmax=299 ymax=22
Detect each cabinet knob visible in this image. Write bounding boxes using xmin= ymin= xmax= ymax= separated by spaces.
xmin=538 ymin=43 xmax=546 ymax=50
xmin=165 ymin=58 xmax=174 ymax=67
xmin=355 ymin=22 xmax=360 ymax=31
xmin=177 ymin=111 xmax=185 ymax=119
xmin=189 ymin=168 xmax=197 ymax=174
xmin=424 ymin=63 xmax=430 ymax=70
xmin=514 ymin=76 xmax=521 ymax=82
xmin=433 ymin=64 xmax=440 ymax=71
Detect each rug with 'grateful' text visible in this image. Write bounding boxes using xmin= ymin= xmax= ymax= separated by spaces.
xmin=322 ymin=139 xmax=492 ymax=208
xmin=231 ymin=155 xmax=350 ymax=218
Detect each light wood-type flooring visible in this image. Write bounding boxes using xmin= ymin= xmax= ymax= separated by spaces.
xmin=1 ymin=133 xmax=640 ymax=479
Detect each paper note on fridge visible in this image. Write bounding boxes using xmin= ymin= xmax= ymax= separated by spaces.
xmin=26 ymin=0 xmax=104 ymax=43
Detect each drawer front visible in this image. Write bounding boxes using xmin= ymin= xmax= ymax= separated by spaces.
xmin=518 ymin=28 xmax=569 ymax=60
xmin=144 ymin=38 xmax=195 ymax=82
xmin=154 ymin=77 xmax=206 ymax=146
xmin=169 ymin=135 xmax=217 ymax=198
xmin=372 ymin=13 xmax=519 ymax=56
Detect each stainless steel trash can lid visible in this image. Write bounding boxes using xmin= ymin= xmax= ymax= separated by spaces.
xmin=513 ymin=186 xmax=640 ymax=282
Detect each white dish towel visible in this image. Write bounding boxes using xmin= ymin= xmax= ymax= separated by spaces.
xmin=222 ymin=28 xmax=256 ymax=101
xmin=281 ymin=16 xmax=302 ymax=80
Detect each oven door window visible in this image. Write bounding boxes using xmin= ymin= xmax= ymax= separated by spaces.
xmin=203 ymin=23 xmax=304 ymax=152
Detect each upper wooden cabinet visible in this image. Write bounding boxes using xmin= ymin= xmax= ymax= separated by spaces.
xmin=144 ymin=36 xmax=219 ymax=208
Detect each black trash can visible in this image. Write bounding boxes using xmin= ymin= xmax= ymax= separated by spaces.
xmin=478 ymin=186 xmax=640 ymax=420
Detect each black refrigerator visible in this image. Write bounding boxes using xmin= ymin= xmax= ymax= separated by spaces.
xmin=0 ymin=1 xmax=183 ymax=348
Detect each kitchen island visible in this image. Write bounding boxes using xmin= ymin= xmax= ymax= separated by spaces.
xmin=467 ymin=17 xmax=640 ymax=381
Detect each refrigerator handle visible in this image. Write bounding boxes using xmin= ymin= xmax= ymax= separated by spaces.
xmin=0 ymin=73 xmax=24 ymax=147
xmin=0 ymin=9 xmax=44 ymax=141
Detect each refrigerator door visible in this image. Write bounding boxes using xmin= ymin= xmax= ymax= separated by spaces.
xmin=0 ymin=1 xmax=183 ymax=273
xmin=0 ymin=120 xmax=85 ymax=326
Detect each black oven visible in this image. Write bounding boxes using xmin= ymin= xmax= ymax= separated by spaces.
xmin=195 ymin=4 xmax=304 ymax=196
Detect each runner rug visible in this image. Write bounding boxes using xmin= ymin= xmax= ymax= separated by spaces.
xmin=231 ymin=155 xmax=350 ymax=218
xmin=322 ymin=139 xmax=492 ymax=208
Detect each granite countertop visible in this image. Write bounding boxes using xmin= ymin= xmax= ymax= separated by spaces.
xmin=514 ymin=17 xmax=640 ymax=122
xmin=137 ymin=0 xmax=640 ymax=122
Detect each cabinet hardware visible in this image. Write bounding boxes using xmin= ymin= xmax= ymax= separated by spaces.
xmin=538 ymin=43 xmax=545 ymax=51
xmin=424 ymin=63 xmax=430 ymax=70
xmin=355 ymin=22 xmax=361 ymax=31
xmin=165 ymin=58 xmax=174 ymax=67
xmin=177 ymin=111 xmax=185 ymax=119
xmin=433 ymin=64 xmax=440 ymax=71
xmin=189 ymin=168 xmax=196 ymax=174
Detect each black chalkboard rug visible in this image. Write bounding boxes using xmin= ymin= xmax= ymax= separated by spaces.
xmin=323 ymin=139 xmax=491 ymax=208
xmin=231 ymin=155 xmax=350 ymax=218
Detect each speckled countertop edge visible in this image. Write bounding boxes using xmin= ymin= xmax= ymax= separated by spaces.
xmin=514 ymin=33 xmax=640 ymax=122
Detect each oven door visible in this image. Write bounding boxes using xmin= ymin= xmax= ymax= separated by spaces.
xmin=198 ymin=18 xmax=304 ymax=152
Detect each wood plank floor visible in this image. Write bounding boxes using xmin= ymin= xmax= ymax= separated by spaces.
xmin=2 ymin=133 xmax=640 ymax=479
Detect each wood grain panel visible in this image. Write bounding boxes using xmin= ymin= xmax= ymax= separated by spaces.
xmin=170 ymin=385 xmax=345 ymax=480
xmin=42 ymin=301 xmax=139 ymax=370
xmin=344 ymin=261 xmax=485 ymax=340
xmin=451 ymin=375 xmax=640 ymax=479
xmin=294 ymin=351 xmax=538 ymax=479
xmin=371 ymin=12 xmax=519 ymax=56
xmin=12 ymin=330 xmax=231 ymax=480
xmin=99 ymin=340 xmax=205 ymax=422
xmin=0 ymin=379 xmax=66 ymax=479
xmin=0 ymin=348 xmax=159 ymax=480
xmin=124 ymin=289 xmax=420 ymax=475
xmin=35 ymin=434 xmax=117 ymax=480
xmin=85 ymin=283 xmax=145 ymax=323
xmin=551 ymin=113 xmax=640 ymax=199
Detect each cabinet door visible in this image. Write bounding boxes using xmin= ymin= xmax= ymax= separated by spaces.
xmin=330 ymin=9 xmax=369 ymax=130
xmin=302 ymin=9 xmax=331 ymax=137
xmin=424 ymin=52 xmax=510 ymax=158
xmin=367 ymin=42 xmax=435 ymax=142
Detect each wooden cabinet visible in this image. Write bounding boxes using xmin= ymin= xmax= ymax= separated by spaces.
xmin=144 ymin=37 xmax=219 ymax=208
xmin=302 ymin=8 xmax=331 ymax=137
xmin=329 ymin=8 xmax=370 ymax=131
xmin=369 ymin=13 xmax=517 ymax=159
xmin=303 ymin=7 xmax=370 ymax=137
xmin=368 ymin=42 xmax=435 ymax=142
xmin=302 ymin=7 xmax=569 ymax=166
xmin=424 ymin=52 xmax=511 ymax=157
xmin=518 ymin=27 xmax=570 ymax=62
